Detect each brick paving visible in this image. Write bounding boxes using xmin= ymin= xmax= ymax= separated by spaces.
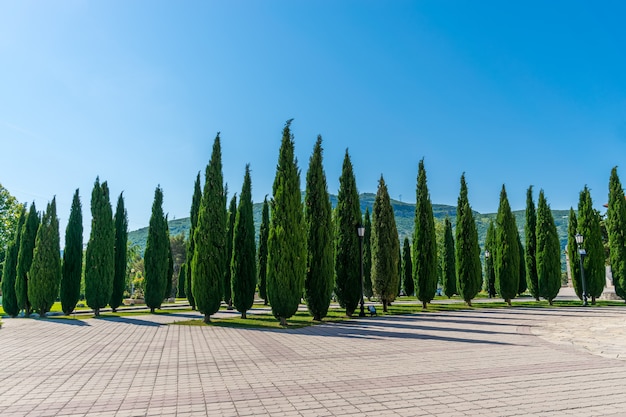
xmin=1 ymin=305 xmax=626 ymax=416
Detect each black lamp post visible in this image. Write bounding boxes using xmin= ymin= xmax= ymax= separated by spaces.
xmin=484 ymin=250 xmax=491 ymax=298
xmin=575 ymin=233 xmax=588 ymax=306
xmin=358 ymin=225 xmax=366 ymax=317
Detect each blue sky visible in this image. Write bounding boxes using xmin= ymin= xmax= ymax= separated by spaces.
xmin=1 ymin=1 xmax=625 ymax=235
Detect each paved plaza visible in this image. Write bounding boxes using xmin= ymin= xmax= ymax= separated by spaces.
xmin=2 ymin=303 xmax=626 ymax=417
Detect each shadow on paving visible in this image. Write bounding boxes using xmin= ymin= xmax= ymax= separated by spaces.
xmin=351 ymin=317 xmax=520 ymax=337
xmin=384 ymin=313 xmax=524 ymax=328
xmin=39 ymin=318 xmax=91 ymax=326
xmin=98 ymin=316 xmax=164 ymax=327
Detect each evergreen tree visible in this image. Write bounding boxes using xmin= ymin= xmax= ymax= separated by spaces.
xmin=144 ymin=186 xmax=169 ymax=313
xmin=607 ymin=167 xmax=626 ymax=300
xmin=165 ymin=221 xmax=173 ymax=299
xmin=192 ymin=133 xmax=227 ymax=323
xmin=412 ymin=159 xmax=438 ymax=308
xmin=257 ymin=196 xmax=270 ymax=305
xmin=231 ymin=165 xmax=257 ymax=319
xmin=335 ymin=149 xmax=362 ymax=316
xmin=110 ymin=193 xmax=128 ymax=312
xmin=567 ymin=208 xmax=582 ymax=299
xmin=442 ymin=217 xmax=457 ymax=298
xmin=363 ymin=208 xmax=373 ymax=300
xmin=16 ymin=203 xmax=40 ymax=316
xmin=455 ymin=174 xmax=482 ymax=306
xmin=524 ymin=186 xmax=539 ymax=300
xmin=304 ymin=136 xmax=334 ymax=321
xmin=2 ymin=206 xmax=26 ymax=317
xmin=402 ymin=237 xmax=414 ymax=296
xmin=28 ymin=198 xmax=61 ymax=317
xmin=578 ymin=186 xmax=605 ymax=303
xmin=60 ymin=189 xmax=83 ymax=315
xmin=267 ymin=120 xmax=306 ymax=326
xmin=186 ymin=172 xmax=201 ymax=310
xmin=178 ymin=263 xmax=187 ymax=298
xmin=484 ymin=220 xmax=496 ymax=297
xmin=495 ymin=185 xmax=520 ymax=306
xmin=536 ymin=190 xmax=561 ymax=304
xmin=224 ymin=193 xmax=237 ymax=309
xmin=517 ymin=231 xmax=527 ymax=295
xmin=372 ymin=176 xmax=400 ymax=312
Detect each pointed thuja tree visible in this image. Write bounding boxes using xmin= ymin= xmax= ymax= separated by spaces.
xmin=16 ymin=202 xmax=39 ymax=316
xmin=442 ymin=217 xmax=457 ymax=298
xmin=567 ymin=208 xmax=582 ymax=298
xmin=165 ymin=220 xmax=173 ymax=299
xmin=109 ymin=193 xmax=128 ymax=312
xmin=186 ymin=172 xmax=202 ymax=310
xmin=413 ymin=159 xmax=438 ymax=309
xmin=525 ymin=186 xmax=539 ymax=300
xmin=178 ymin=263 xmax=187 ymax=298
xmin=267 ymin=120 xmax=306 ymax=326
xmin=517 ymin=231 xmax=527 ymax=295
xmin=363 ymin=208 xmax=373 ymax=300
xmin=483 ymin=220 xmax=496 ymax=297
xmin=257 ymin=196 xmax=270 ymax=305
xmin=495 ymin=185 xmax=520 ymax=306
xmin=335 ymin=149 xmax=362 ymax=316
xmin=231 ymin=165 xmax=257 ymax=319
xmin=536 ymin=190 xmax=561 ymax=304
xmin=28 ymin=198 xmax=61 ymax=317
xmin=455 ymin=174 xmax=482 ymax=306
xmin=607 ymin=167 xmax=626 ymax=300
xmin=402 ymin=237 xmax=414 ymax=296
xmin=144 ymin=186 xmax=169 ymax=313
xmin=224 ymin=193 xmax=237 ymax=309
xmin=304 ymin=136 xmax=334 ymax=321
xmin=372 ymin=176 xmax=400 ymax=312
xmin=60 ymin=189 xmax=83 ymax=315
xmin=578 ymin=186 xmax=605 ymax=304
xmin=2 ymin=206 xmax=26 ymax=317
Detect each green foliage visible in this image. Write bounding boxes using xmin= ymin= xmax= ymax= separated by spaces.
xmin=186 ymin=172 xmax=201 ymax=310
xmin=267 ymin=120 xmax=307 ymax=325
xmin=495 ymin=185 xmax=520 ymax=305
xmin=607 ymin=167 xmax=626 ymax=300
xmin=144 ymin=186 xmax=169 ymax=312
xmin=363 ymin=208 xmax=373 ymax=299
xmin=525 ymin=186 xmax=539 ymax=300
xmin=110 ymin=193 xmax=128 ymax=312
xmin=517 ymin=231 xmax=527 ymax=295
xmin=455 ymin=174 xmax=482 ymax=305
xmin=231 ymin=165 xmax=257 ymax=319
xmin=483 ymin=220 xmax=496 ymax=297
xmin=178 ymin=263 xmax=187 ymax=298
xmin=567 ymin=208 xmax=582 ymax=299
xmin=224 ymin=193 xmax=237 ymax=307
xmin=61 ymin=189 xmax=83 ymax=315
xmin=577 ymin=186 xmax=605 ymax=301
xmin=536 ymin=190 xmax=561 ymax=303
xmin=192 ymin=133 xmax=227 ymax=322
xmin=0 ymin=183 xmax=22 ymax=279
xmin=16 ymin=203 xmax=40 ymax=315
xmin=2 ymin=206 xmax=26 ymax=317
xmin=257 ymin=197 xmax=270 ymax=304
xmin=169 ymin=232 xmax=186 ymax=297
xmin=372 ymin=176 xmax=400 ymax=312
xmin=304 ymin=136 xmax=334 ymax=321
xmin=442 ymin=217 xmax=457 ymax=298
xmin=334 ymin=150 xmax=362 ymax=316
xmin=165 ymin=222 xmax=173 ymax=299
xmin=402 ymin=237 xmax=414 ymax=296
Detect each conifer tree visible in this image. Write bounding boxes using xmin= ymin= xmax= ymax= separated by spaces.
xmin=165 ymin=221 xmax=173 ymax=299
xmin=257 ymin=196 xmax=270 ymax=305
xmin=495 ymin=185 xmax=520 ymax=306
xmin=567 ymin=208 xmax=582 ymax=299
xmin=455 ymin=174 xmax=482 ymax=306
xmin=412 ymin=160 xmax=438 ymax=308
xmin=224 ymin=193 xmax=237 ymax=309
xmin=578 ymin=186 xmax=605 ymax=304
xmin=402 ymin=237 xmax=414 ymax=296
xmin=109 ymin=193 xmax=127 ymax=312
xmin=267 ymin=121 xmax=306 ymax=325
xmin=363 ymin=208 xmax=373 ymax=300
xmin=442 ymin=217 xmax=457 ymax=298
xmin=607 ymin=167 xmax=626 ymax=300
xmin=178 ymin=263 xmax=187 ymax=298
xmin=524 ymin=186 xmax=539 ymax=300
xmin=231 ymin=165 xmax=257 ymax=319
xmin=2 ymin=206 xmax=26 ymax=317
xmin=335 ymin=150 xmax=362 ymax=316
xmin=517 ymin=232 xmax=527 ymax=295
xmin=186 ymin=172 xmax=201 ymax=310
xmin=60 ymin=189 xmax=83 ymax=315
xmin=85 ymin=178 xmax=115 ymax=317
xmin=483 ymin=220 xmax=496 ymax=297
xmin=144 ymin=186 xmax=169 ymax=313
xmin=536 ymin=190 xmax=561 ymax=304
xmin=16 ymin=203 xmax=40 ymax=316
xmin=372 ymin=176 xmax=400 ymax=312
xmin=28 ymin=197 xmax=61 ymax=317
xmin=192 ymin=133 xmax=227 ymax=323
xmin=304 ymin=136 xmax=334 ymax=321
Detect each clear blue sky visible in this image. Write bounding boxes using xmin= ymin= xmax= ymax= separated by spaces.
xmin=1 ymin=1 xmax=625 ymax=235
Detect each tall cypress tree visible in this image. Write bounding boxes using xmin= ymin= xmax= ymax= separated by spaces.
xmin=567 ymin=208 xmax=582 ymax=299
xmin=60 ymin=189 xmax=83 ymax=315
xmin=495 ymin=185 xmax=520 ymax=306
xmin=304 ymin=136 xmax=334 ymax=321
xmin=484 ymin=220 xmax=496 ymax=297
xmin=524 ymin=186 xmax=539 ymax=300
xmin=267 ymin=120 xmax=306 ymax=326
xmin=413 ymin=159 xmax=438 ymax=309
xmin=186 ymin=172 xmax=202 ymax=310
xmin=442 ymin=217 xmax=457 ymax=298
xmin=402 ymin=237 xmax=414 ymax=296
xmin=224 ymin=193 xmax=237 ymax=309
xmin=363 ymin=208 xmax=373 ymax=300
xmin=164 ymin=220 xmax=173 ymax=299
xmin=231 ymin=165 xmax=257 ymax=319
xmin=335 ymin=149 xmax=361 ymax=317
xmin=2 ymin=206 xmax=26 ymax=317
xmin=16 ymin=202 xmax=39 ymax=316
xmin=178 ymin=263 xmax=187 ymax=298
xmin=517 ymin=231 xmax=527 ymax=295
xmin=607 ymin=167 xmax=626 ymax=300
xmin=536 ymin=190 xmax=561 ymax=304
xmin=257 ymin=196 xmax=270 ymax=305
xmin=192 ymin=133 xmax=227 ymax=323
xmin=372 ymin=176 xmax=400 ymax=312
xmin=28 ymin=197 xmax=61 ymax=317
xmin=578 ymin=186 xmax=605 ymax=304
xmin=110 ymin=193 xmax=128 ymax=312
xmin=455 ymin=174 xmax=482 ymax=306
xmin=144 ymin=186 xmax=169 ymax=313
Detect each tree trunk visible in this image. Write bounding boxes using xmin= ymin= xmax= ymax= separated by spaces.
xmin=279 ymin=316 xmax=287 ymax=326
xmin=506 ymin=299 xmax=512 ymax=307
xmin=313 ymin=314 xmax=321 ymax=321
xmin=203 ymin=314 xmax=211 ymax=324
xmin=535 ymin=297 xmax=540 ymax=302
xmin=227 ymin=300 xmax=233 ymax=310
xmin=112 ymin=308 xmax=117 ymax=313
xmin=382 ymin=299 xmax=388 ymax=312
xmin=548 ymin=299 xmax=553 ymax=306
xmin=466 ymin=299 xmax=472 ymax=307
xmin=241 ymin=312 xmax=246 ymax=319
xmin=422 ymin=301 xmax=427 ymax=309
xmin=591 ymin=296 xmax=596 ymax=305
xmin=264 ymin=300 xmax=268 ymax=305
xmin=94 ymin=308 xmax=100 ymax=317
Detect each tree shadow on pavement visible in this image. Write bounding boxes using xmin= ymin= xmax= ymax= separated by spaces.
xmin=98 ymin=316 xmax=164 ymax=327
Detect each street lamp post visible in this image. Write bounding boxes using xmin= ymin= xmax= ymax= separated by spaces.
xmin=575 ymin=233 xmax=588 ymax=307
xmin=484 ymin=250 xmax=491 ymax=298
xmin=358 ymin=225 xmax=366 ymax=317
